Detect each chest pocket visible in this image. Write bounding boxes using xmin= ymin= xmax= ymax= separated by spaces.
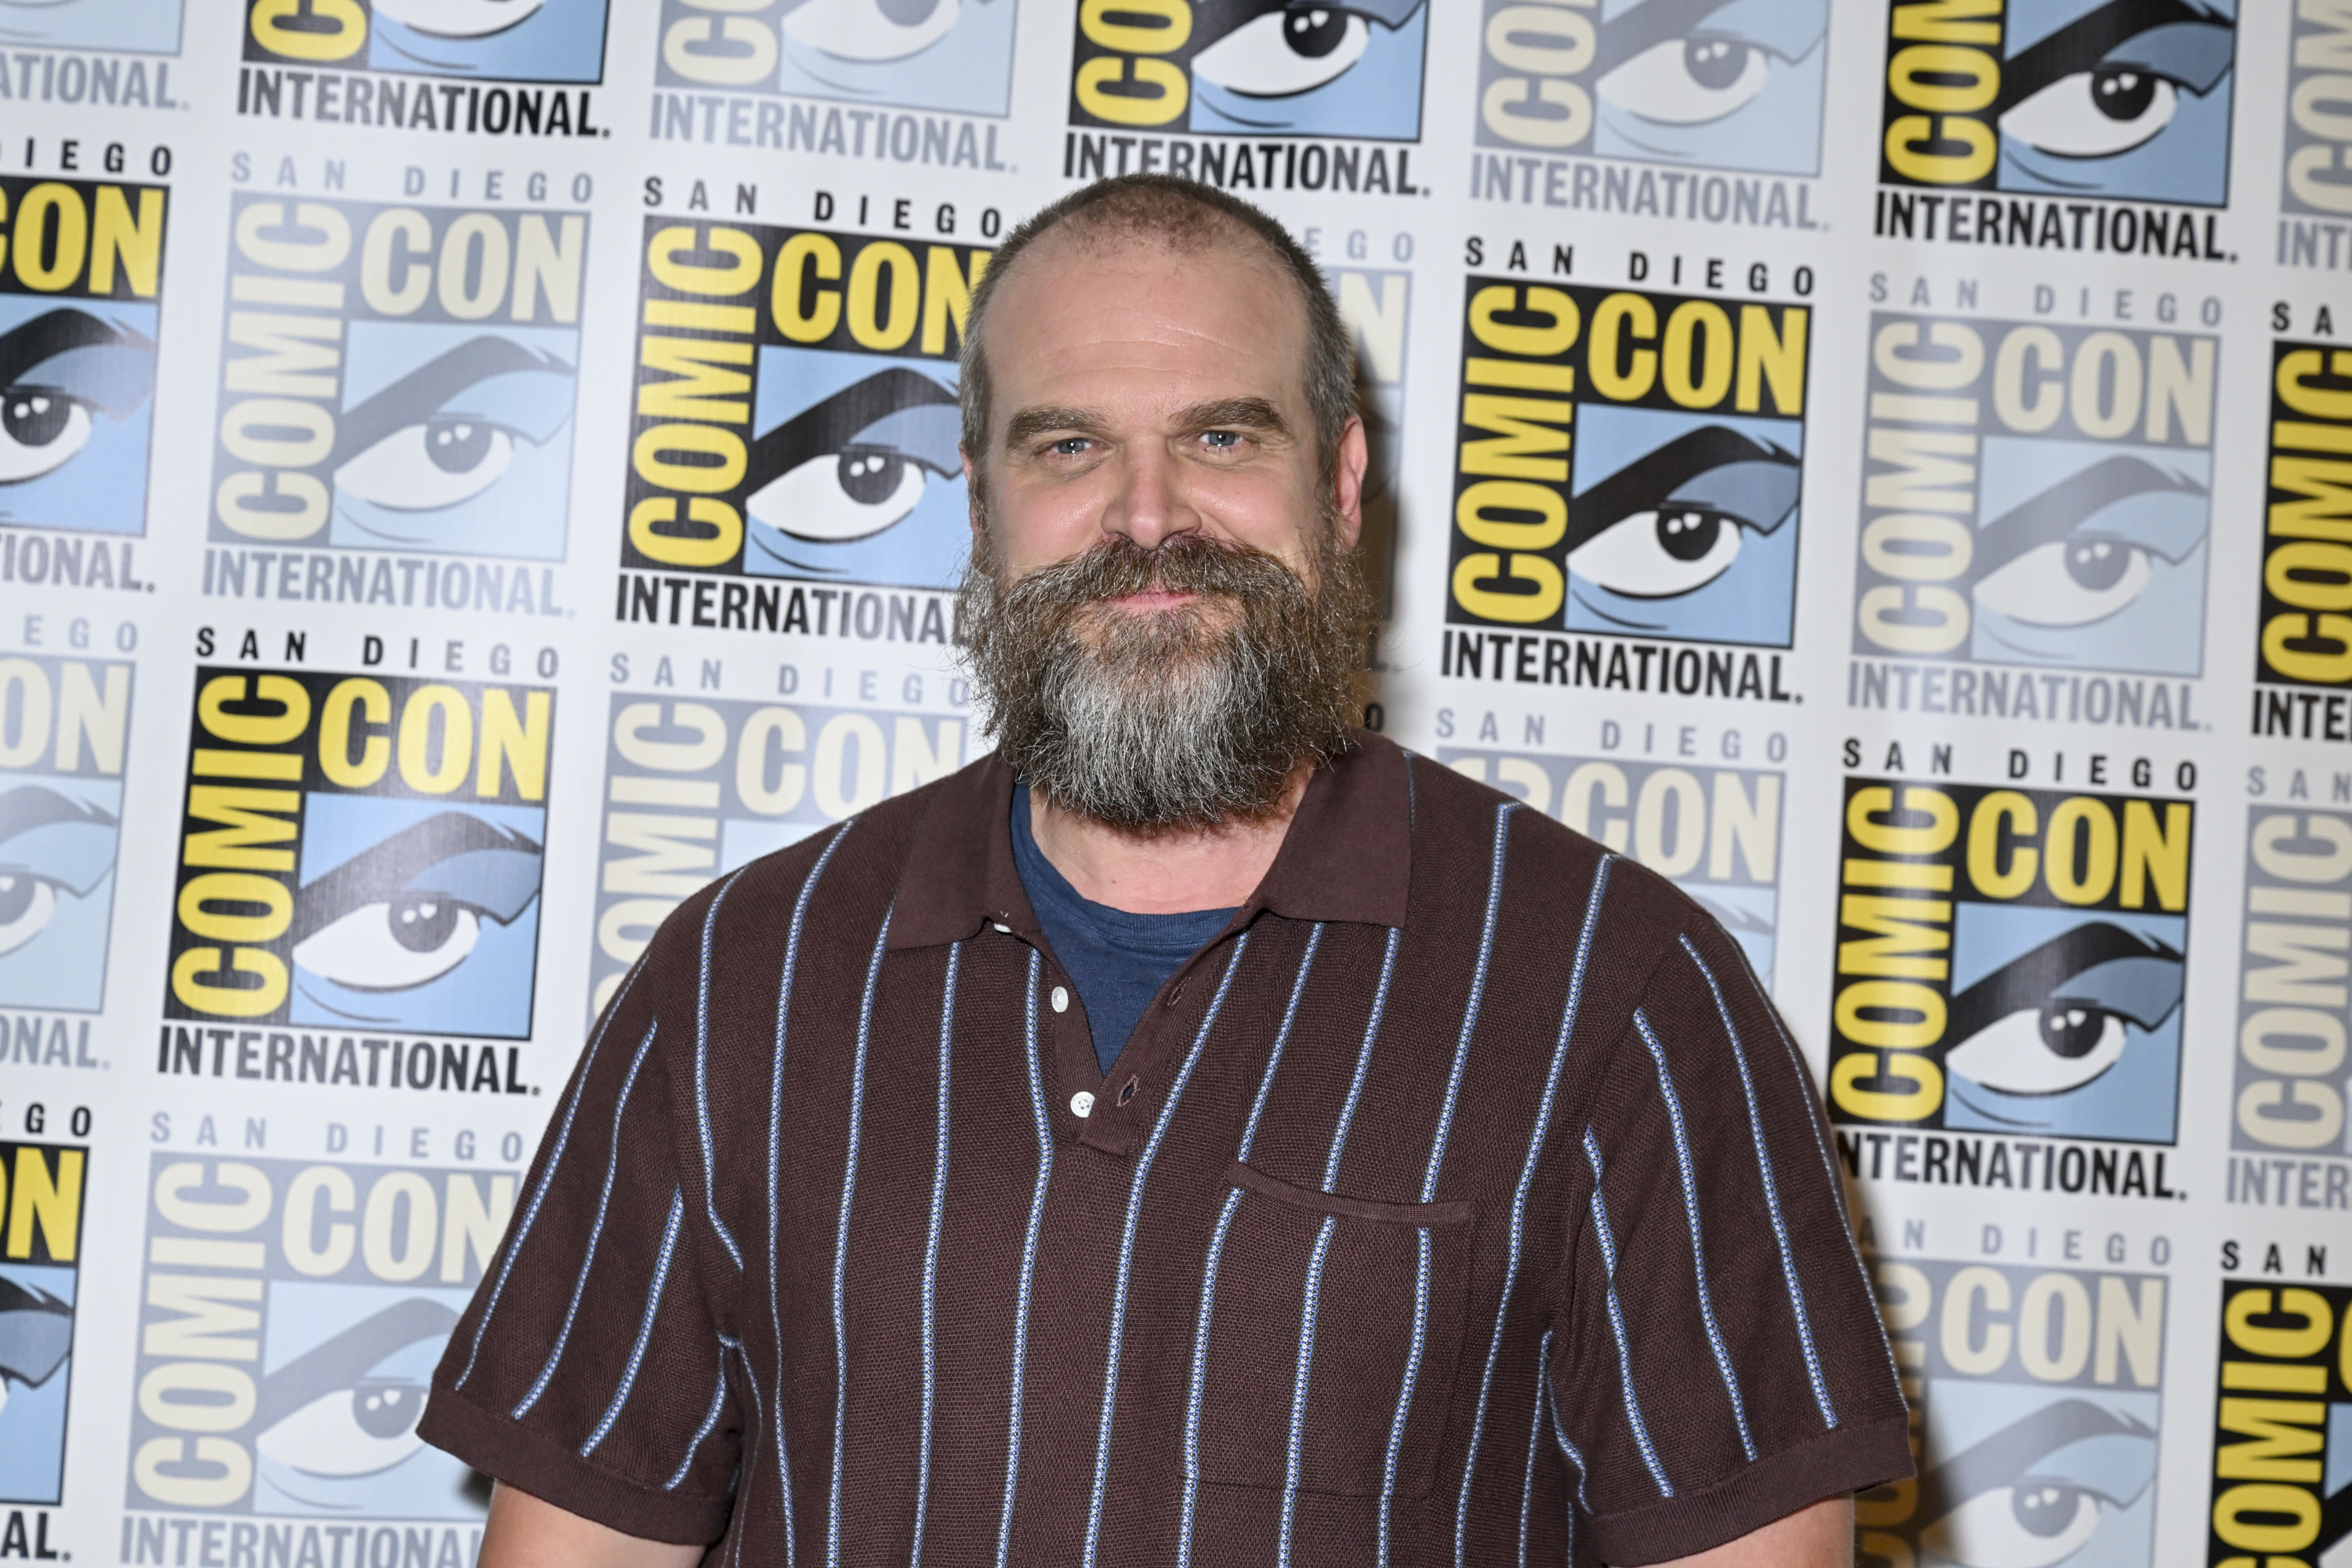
xmin=1195 ymin=1160 xmax=1475 ymax=1500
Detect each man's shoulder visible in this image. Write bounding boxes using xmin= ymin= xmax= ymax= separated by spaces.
xmin=1403 ymin=745 xmax=1739 ymax=960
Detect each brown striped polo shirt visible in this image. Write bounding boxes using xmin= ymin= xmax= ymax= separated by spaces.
xmin=420 ymin=731 xmax=1911 ymax=1566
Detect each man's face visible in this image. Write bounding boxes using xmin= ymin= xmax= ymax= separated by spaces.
xmin=967 ymin=234 xmax=1366 ymax=606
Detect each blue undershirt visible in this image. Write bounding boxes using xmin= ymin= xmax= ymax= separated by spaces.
xmin=1010 ymin=779 xmax=1238 ymax=1077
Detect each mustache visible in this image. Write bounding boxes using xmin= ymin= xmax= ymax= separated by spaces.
xmin=989 ymin=531 xmax=1313 ymax=616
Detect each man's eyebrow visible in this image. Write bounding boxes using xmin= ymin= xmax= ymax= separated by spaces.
xmin=1004 ymin=406 xmax=1109 ymax=448
xmin=1176 ymin=397 xmax=1291 ymax=438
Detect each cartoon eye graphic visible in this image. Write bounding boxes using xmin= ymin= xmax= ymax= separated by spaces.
xmin=1992 ymin=0 xmax=2234 ymax=162
xmin=0 ymin=1276 xmax=73 ymax=1410
xmin=1944 ymin=922 xmax=2183 ymax=1098
xmin=1970 ymin=456 xmax=2205 ymax=630
xmin=292 ymin=813 xmax=543 ymax=997
xmin=745 ymin=366 xmax=961 ymax=546
xmin=1915 ymin=1399 xmax=2158 ymax=1568
xmin=2001 ymin=70 xmax=2177 ymax=158
xmin=0 ymin=307 xmax=154 ymax=485
xmin=255 ymin=1299 xmax=459 ymax=1483
xmin=1597 ymin=35 xmax=1770 ymax=125
xmin=1193 ymin=8 xmax=1370 ymax=97
xmin=294 ymin=897 xmax=482 ymax=992
xmin=783 ymin=0 xmax=964 ymax=61
xmin=330 ymin=336 xmax=574 ymax=517
xmin=0 ymin=873 xmax=59 ymax=956
xmin=336 ymin=419 xmax=517 ymax=511
xmin=370 ymin=0 xmax=547 ymax=39
xmin=1566 ymin=425 xmax=1800 ymax=600
xmin=753 ymin=447 xmax=928 ymax=543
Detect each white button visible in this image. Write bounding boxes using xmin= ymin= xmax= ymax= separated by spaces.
xmin=1070 ymin=1090 xmax=1095 ymax=1118
xmin=993 ymin=922 xmax=1011 ymax=934
xmin=1051 ymin=985 xmax=1070 ymax=1014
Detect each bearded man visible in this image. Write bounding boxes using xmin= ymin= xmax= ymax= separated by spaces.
xmin=423 ymin=175 xmax=1910 ymax=1567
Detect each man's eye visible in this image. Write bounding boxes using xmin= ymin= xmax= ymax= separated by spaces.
xmin=293 ymin=897 xmax=484 ymax=992
xmin=746 ymin=446 xmax=928 ymax=543
xmin=1053 ymin=438 xmax=1091 ymax=456
xmin=2001 ymin=69 xmax=2180 ymax=158
xmin=0 ymin=391 xmax=94 ymax=483
xmin=334 ymin=418 xmax=518 ymax=511
xmin=1570 ymin=508 xmax=1745 ymax=598
xmin=1597 ymin=35 xmax=1773 ymax=125
xmin=0 ymin=873 xmax=61 ymax=956
xmin=1192 ymin=8 xmax=1370 ymax=98
xmin=1973 ymin=539 xmax=2152 ymax=626
xmin=1200 ymin=430 xmax=1244 ymax=450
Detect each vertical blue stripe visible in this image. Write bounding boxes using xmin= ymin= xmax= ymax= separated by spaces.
xmin=1547 ymin=1376 xmax=1584 ymax=1563
xmin=1679 ymin=934 xmax=1839 ymax=1427
xmin=826 ymin=906 xmax=893 ymax=1568
xmin=581 ymin=1188 xmax=686 ymax=1456
xmin=1375 ymin=1225 xmax=1432 ymax=1566
xmin=995 ymin=949 xmax=1049 ymax=1568
xmin=1178 ymin=924 xmax=1323 ymax=1566
xmin=768 ymin=822 xmax=852 ymax=1568
xmin=665 ymin=1359 xmax=730 ymax=1492
xmin=698 ymin=869 xmax=749 ymax=1271
xmin=514 ymin=1020 xmax=661 ymax=1419
xmin=717 ymin=1334 xmax=759 ymax=1568
xmin=1453 ymin=856 xmax=1616 ymax=1568
xmin=1519 ymin=1330 xmax=1553 ymax=1568
xmin=1176 ymin=1185 xmax=1247 ymax=1568
xmin=1632 ymin=1007 xmax=1754 ymax=1459
xmin=1082 ymin=931 xmax=1251 ymax=1568
xmin=1323 ymin=925 xmax=1402 ymax=1191
xmin=1276 ymin=1215 xmax=1338 ymax=1566
xmin=1582 ymin=1130 xmax=1671 ymax=1497
xmin=1418 ymin=801 xmax=1517 ymax=1203
xmin=911 ymin=942 xmax=959 ymax=1568
xmin=456 ymin=953 xmax=645 ymax=1391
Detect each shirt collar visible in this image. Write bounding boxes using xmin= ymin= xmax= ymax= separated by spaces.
xmin=887 ymin=731 xmax=1413 ymax=950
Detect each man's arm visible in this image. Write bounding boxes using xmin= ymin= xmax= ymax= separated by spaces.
xmin=1649 ymin=1495 xmax=1853 ymax=1568
xmin=478 ymin=1482 xmax=709 ymax=1568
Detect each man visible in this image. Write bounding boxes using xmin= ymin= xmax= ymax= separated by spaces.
xmin=422 ymin=175 xmax=1911 ymax=1566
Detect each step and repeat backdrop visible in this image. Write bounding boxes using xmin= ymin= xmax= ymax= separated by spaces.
xmin=0 ymin=0 xmax=2347 ymax=1564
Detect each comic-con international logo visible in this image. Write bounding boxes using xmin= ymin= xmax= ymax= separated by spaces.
xmin=0 ymin=655 xmax=131 ymax=1013
xmin=1439 ymin=746 xmax=1783 ymax=980
xmin=2207 ymin=1281 xmax=2352 ymax=1568
xmin=2231 ymin=808 xmax=2352 ymax=1164
xmin=243 ymin=0 xmax=607 ymax=82
xmin=210 ymin=194 xmax=585 ymax=564
xmin=656 ymin=0 xmax=1018 ymax=118
xmin=125 ymin=1154 xmax=509 ymax=1531
xmin=1446 ymin=277 xmax=1809 ymax=646
xmin=1878 ymin=0 xmax=2238 ymax=208
xmin=164 ymin=668 xmax=552 ymax=1038
xmin=1852 ymin=312 xmax=2216 ymax=679
xmin=589 ymin=692 xmax=967 ymax=1015
xmin=0 ymin=176 xmax=166 ymax=540
xmin=1862 ymin=1254 xmax=2164 ymax=1568
xmin=623 ymin=220 xmax=985 ymax=591
xmin=2280 ymin=2 xmax=2352 ymax=229
xmin=1066 ymin=0 xmax=1428 ymax=140
xmin=1474 ymin=0 xmax=1827 ymax=177
xmin=1828 ymin=779 xmax=2191 ymax=1142
xmin=0 ymin=1142 xmax=84 ymax=1507
xmin=2252 ymin=343 xmax=2352 ymax=705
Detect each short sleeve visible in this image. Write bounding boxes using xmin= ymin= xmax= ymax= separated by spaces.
xmin=1550 ymin=913 xmax=1912 ymax=1565
xmin=420 ymin=927 xmax=740 ymax=1544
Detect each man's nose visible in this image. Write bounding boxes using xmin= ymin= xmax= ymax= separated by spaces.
xmin=1102 ymin=441 xmax=1198 ymax=550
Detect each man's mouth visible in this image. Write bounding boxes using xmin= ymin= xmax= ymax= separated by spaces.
xmin=1105 ymin=586 xmax=1200 ymax=611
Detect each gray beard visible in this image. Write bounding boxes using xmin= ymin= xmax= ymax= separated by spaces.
xmin=960 ymin=530 xmax=1369 ymax=835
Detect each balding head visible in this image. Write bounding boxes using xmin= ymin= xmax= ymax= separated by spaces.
xmin=959 ymin=175 xmax=1359 ymax=501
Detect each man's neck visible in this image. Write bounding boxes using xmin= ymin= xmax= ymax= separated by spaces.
xmin=1027 ymin=767 xmax=1312 ymax=914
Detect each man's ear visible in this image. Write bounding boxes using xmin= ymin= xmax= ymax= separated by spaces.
xmin=1330 ymin=416 xmax=1368 ymax=554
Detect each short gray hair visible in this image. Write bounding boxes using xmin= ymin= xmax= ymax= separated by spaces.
xmin=957 ymin=174 xmax=1359 ymax=499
